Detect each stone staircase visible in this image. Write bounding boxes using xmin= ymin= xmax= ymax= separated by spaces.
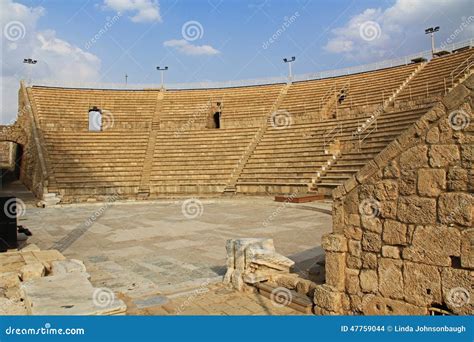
xmin=223 ymin=84 xmax=291 ymax=195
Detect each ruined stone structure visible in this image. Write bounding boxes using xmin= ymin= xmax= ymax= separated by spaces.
xmin=0 ymin=142 xmax=14 ymax=170
xmin=314 ymin=76 xmax=473 ymax=315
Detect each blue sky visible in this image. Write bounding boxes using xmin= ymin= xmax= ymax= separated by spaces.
xmin=1 ymin=0 xmax=473 ymax=123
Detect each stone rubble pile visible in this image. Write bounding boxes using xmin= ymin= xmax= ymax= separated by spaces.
xmin=0 ymin=244 xmax=126 ymax=315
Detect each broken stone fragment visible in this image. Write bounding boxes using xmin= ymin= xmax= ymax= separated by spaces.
xmin=19 ymin=262 xmax=45 ymax=281
xmin=50 ymin=259 xmax=87 ymax=275
xmin=0 ymin=271 xmax=21 ymax=289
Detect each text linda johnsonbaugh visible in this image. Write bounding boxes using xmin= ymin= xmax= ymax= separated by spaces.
xmin=341 ymin=325 xmax=467 ymax=334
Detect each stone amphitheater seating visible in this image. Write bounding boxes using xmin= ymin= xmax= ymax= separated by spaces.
xmin=396 ymin=47 xmax=473 ymax=103
xmin=22 ymin=44 xmax=473 ymax=201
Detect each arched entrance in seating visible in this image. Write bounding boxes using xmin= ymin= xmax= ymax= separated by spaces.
xmin=0 ymin=126 xmax=28 ymax=190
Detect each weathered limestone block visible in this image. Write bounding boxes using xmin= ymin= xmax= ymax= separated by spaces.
xmin=381 ymin=245 xmax=400 ymax=259
xmin=359 ymin=269 xmax=378 ymax=293
xmin=313 ymin=284 xmax=344 ymax=313
xmin=223 ymin=238 xmax=294 ymax=291
xmin=417 ymin=169 xmax=446 ymax=197
xmin=374 ymin=180 xmax=398 ymax=201
xmin=346 ymin=255 xmax=362 ymax=269
xmin=440 ymin=267 xmax=473 ymax=315
xmin=382 ymin=161 xmax=400 ymax=179
xmin=382 ymin=220 xmax=407 ymax=245
xmin=403 ymin=261 xmax=441 ymax=307
xmin=426 ymin=126 xmax=440 ymax=144
xmin=402 ymin=225 xmax=460 ymax=267
xmin=362 ymin=295 xmax=427 ymax=315
xmin=460 ymin=144 xmax=473 ymax=169
xmin=397 ymin=196 xmax=436 ymax=224
xmin=324 ymin=252 xmax=346 ymax=291
xmin=361 ymin=252 xmax=377 ymax=269
xmin=361 ymin=231 xmax=382 ymax=253
xmin=0 ymin=271 xmax=20 ymax=289
xmin=345 ymin=268 xmax=360 ymax=295
xmin=399 ymin=145 xmax=428 ymax=169
xmin=378 ymin=258 xmax=403 ymax=299
xmin=441 ymin=83 xmax=470 ymax=110
xmin=447 ymin=167 xmax=468 ymax=191
xmin=356 ymin=161 xmax=379 ymax=184
xmin=438 ymin=192 xmax=473 ymax=227
xmin=460 ymin=229 xmax=474 ymax=269
xmin=428 ymin=145 xmax=460 ymax=168
xmin=50 ymin=259 xmax=87 ymax=275
xmin=399 ymin=168 xmax=417 ymax=195
xmin=348 ymin=240 xmax=361 ymax=257
xmin=321 ymin=233 xmax=347 ymax=252
xmin=347 ymin=214 xmax=360 ymax=227
xmin=361 ymin=216 xmax=382 ymax=233
xmin=379 ymin=200 xmax=397 ymax=219
xmin=345 ymin=226 xmax=362 ymax=241
xmin=19 ymin=262 xmax=45 ymax=281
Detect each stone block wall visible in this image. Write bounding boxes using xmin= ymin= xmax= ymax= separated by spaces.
xmin=0 ymin=142 xmax=14 ymax=170
xmin=314 ymin=75 xmax=473 ymax=315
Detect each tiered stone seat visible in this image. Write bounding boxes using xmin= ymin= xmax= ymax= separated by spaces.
xmin=396 ymin=48 xmax=473 ymax=103
xmin=43 ymin=131 xmax=149 ymax=201
xmin=149 ymin=127 xmax=259 ymax=194
xmin=160 ymin=84 xmax=284 ymax=128
xmin=30 ymin=87 xmax=159 ymax=130
xmin=315 ymin=107 xmax=431 ymax=195
xmin=237 ymin=106 xmax=430 ymax=195
xmin=279 ymin=63 xmax=418 ymax=119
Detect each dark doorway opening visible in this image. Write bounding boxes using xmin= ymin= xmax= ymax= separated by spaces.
xmin=213 ymin=112 xmax=221 ymax=129
xmin=0 ymin=142 xmax=23 ymax=189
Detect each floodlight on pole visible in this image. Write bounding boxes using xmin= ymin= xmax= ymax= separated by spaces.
xmin=23 ymin=58 xmax=37 ymax=84
xmin=125 ymin=73 xmax=128 ymax=85
xmin=156 ymin=66 xmax=168 ymax=89
xmin=425 ymin=26 xmax=440 ymax=56
xmin=283 ymin=57 xmax=296 ymax=83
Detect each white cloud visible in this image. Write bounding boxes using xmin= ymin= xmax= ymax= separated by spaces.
xmin=0 ymin=0 xmax=101 ymax=124
xmin=103 ymin=0 xmax=161 ymax=23
xmin=324 ymin=0 xmax=474 ymax=61
xmin=164 ymin=39 xmax=220 ymax=56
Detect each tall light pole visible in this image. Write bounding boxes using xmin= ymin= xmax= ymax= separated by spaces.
xmin=125 ymin=73 xmax=128 ymax=86
xmin=283 ymin=57 xmax=296 ymax=83
xmin=425 ymin=26 xmax=440 ymax=57
xmin=156 ymin=66 xmax=168 ymax=89
xmin=23 ymin=58 xmax=37 ymax=84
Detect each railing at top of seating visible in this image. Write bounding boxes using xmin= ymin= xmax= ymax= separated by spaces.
xmin=27 ymin=39 xmax=473 ymax=91
xmin=449 ymin=53 xmax=474 ymax=87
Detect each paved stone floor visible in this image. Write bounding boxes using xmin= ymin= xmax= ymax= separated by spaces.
xmin=7 ymin=184 xmax=332 ymax=315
